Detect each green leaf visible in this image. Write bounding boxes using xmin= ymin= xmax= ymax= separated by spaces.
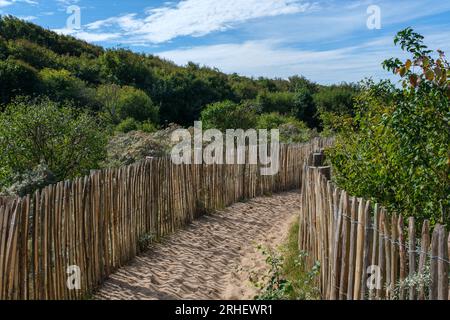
xmin=425 ymin=69 xmax=434 ymax=81
xmin=399 ymin=67 xmax=407 ymax=77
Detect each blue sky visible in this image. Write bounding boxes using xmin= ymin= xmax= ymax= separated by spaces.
xmin=1 ymin=0 xmax=450 ymax=84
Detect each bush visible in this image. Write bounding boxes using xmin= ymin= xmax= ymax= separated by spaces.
xmin=97 ymin=84 xmax=159 ymax=125
xmin=313 ymin=83 xmax=358 ymax=116
xmin=39 ymin=68 xmax=97 ymax=108
xmin=0 ymin=58 xmax=39 ymax=105
xmin=2 ymin=163 xmax=56 ymax=197
xmin=140 ymin=121 xmax=158 ymax=133
xmin=257 ymin=113 xmax=314 ymax=143
xmin=201 ymin=100 xmax=258 ymax=130
xmin=8 ymin=39 xmax=60 ymax=70
xmin=0 ymin=36 xmax=7 ymax=59
xmin=327 ymin=29 xmax=450 ymax=225
xmin=256 ymin=91 xmax=298 ymax=115
xmin=116 ymin=117 xmax=139 ymax=133
xmin=0 ymin=97 xmax=107 ymax=193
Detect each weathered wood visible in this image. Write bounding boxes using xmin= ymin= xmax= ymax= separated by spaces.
xmin=0 ymin=137 xmax=334 ymax=300
xmin=437 ymin=226 xmax=448 ymax=300
xmin=353 ymin=198 xmax=366 ymax=300
xmin=368 ymin=204 xmax=379 ymax=300
xmin=408 ymin=217 xmax=416 ymax=300
xmin=360 ymin=201 xmax=371 ymax=300
xmin=417 ymin=220 xmax=430 ymax=300
xmin=429 ymin=225 xmax=440 ymax=300
xmin=346 ymin=197 xmax=357 ymax=300
xmin=397 ymin=215 xmax=406 ymax=300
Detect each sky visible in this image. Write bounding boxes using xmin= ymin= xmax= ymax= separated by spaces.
xmin=1 ymin=0 xmax=450 ymax=84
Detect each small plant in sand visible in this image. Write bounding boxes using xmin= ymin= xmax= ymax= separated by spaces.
xmin=250 ymin=230 xmax=321 ymax=300
xmin=138 ymin=232 xmax=155 ymax=252
xmin=250 ymin=245 xmax=293 ymax=300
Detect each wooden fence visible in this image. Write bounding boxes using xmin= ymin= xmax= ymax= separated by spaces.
xmin=0 ymin=138 xmax=332 ymax=300
xmin=299 ymin=159 xmax=450 ymax=300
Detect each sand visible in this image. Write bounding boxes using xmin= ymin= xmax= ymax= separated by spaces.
xmin=94 ymin=191 xmax=300 ymax=300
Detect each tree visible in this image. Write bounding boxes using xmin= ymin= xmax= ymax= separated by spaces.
xmin=256 ymin=91 xmax=298 ymax=115
xmin=0 ymin=97 xmax=107 ymax=193
xmin=256 ymin=112 xmax=313 ymax=143
xmin=314 ymin=84 xmax=357 ymax=115
xmin=96 ymin=84 xmax=159 ymax=125
xmin=294 ymin=87 xmax=317 ymax=128
xmin=201 ymin=100 xmax=258 ymax=131
xmin=39 ymin=68 xmax=97 ymax=109
xmin=7 ymin=39 xmax=60 ymax=70
xmin=0 ymin=58 xmax=39 ymax=105
xmin=327 ymin=29 xmax=450 ymax=225
xmin=0 ymin=36 xmax=7 ymax=59
xmin=99 ymin=49 xmax=157 ymax=90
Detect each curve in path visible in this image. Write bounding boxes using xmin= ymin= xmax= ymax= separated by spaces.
xmin=94 ymin=191 xmax=300 ymax=300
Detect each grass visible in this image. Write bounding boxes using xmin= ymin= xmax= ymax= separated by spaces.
xmin=251 ymin=221 xmax=321 ymax=300
xmin=279 ymin=221 xmax=321 ymax=300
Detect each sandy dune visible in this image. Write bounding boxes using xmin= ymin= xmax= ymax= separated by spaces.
xmin=94 ymin=191 xmax=300 ymax=300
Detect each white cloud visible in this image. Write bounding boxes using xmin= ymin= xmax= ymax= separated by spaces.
xmin=17 ymin=15 xmax=37 ymax=21
xmin=0 ymin=0 xmax=13 ymax=7
xmin=155 ymin=34 xmax=450 ymax=84
xmin=85 ymin=0 xmax=312 ymax=43
xmin=0 ymin=0 xmax=37 ymax=7
xmin=53 ymin=28 xmax=121 ymax=42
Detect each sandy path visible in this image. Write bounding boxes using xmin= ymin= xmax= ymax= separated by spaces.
xmin=94 ymin=191 xmax=300 ymax=300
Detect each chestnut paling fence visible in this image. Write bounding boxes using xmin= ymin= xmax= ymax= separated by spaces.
xmin=299 ymin=161 xmax=450 ymax=300
xmin=0 ymin=138 xmax=332 ymax=300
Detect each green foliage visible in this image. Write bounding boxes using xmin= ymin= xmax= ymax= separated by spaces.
xmin=2 ymin=163 xmax=56 ymax=197
xmin=97 ymin=84 xmax=159 ymax=125
xmin=139 ymin=121 xmax=158 ymax=133
xmin=251 ymin=222 xmax=321 ymax=300
xmin=256 ymin=112 xmax=314 ymax=143
xmin=0 ymin=15 xmax=102 ymax=57
xmin=251 ymin=247 xmax=293 ymax=300
xmin=7 ymin=39 xmax=61 ymax=70
xmin=327 ymin=29 xmax=450 ymax=225
xmin=0 ymin=36 xmax=8 ymax=59
xmin=39 ymin=68 xmax=97 ymax=108
xmin=256 ymin=91 xmax=298 ymax=115
xmin=0 ymin=97 xmax=107 ymax=193
xmin=0 ymin=58 xmax=39 ymax=105
xmin=201 ymin=100 xmax=258 ymax=130
xmin=0 ymin=16 xmax=355 ymax=130
xmin=99 ymin=49 xmax=156 ymax=90
xmin=314 ymin=83 xmax=358 ymax=116
xmin=115 ymin=118 xmax=158 ymax=134
xmin=116 ymin=117 xmax=140 ymax=133
xmin=61 ymin=53 xmax=102 ymax=84
xmin=294 ymin=86 xmax=317 ymax=128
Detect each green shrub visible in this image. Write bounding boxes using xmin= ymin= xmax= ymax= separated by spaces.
xmin=140 ymin=120 xmax=158 ymax=133
xmin=116 ymin=117 xmax=139 ymax=133
xmin=201 ymin=100 xmax=258 ymax=130
xmin=39 ymin=68 xmax=97 ymax=108
xmin=327 ymin=29 xmax=450 ymax=225
xmin=8 ymin=39 xmax=61 ymax=70
xmin=256 ymin=91 xmax=298 ymax=115
xmin=0 ymin=97 xmax=107 ymax=193
xmin=97 ymin=84 xmax=159 ymax=125
xmin=251 ymin=222 xmax=321 ymax=300
xmin=257 ymin=112 xmax=314 ymax=143
xmin=0 ymin=58 xmax=39 ymax=104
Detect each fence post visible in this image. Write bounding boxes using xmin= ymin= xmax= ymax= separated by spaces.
xmin=437 ymin=226 xmax=448 ymax=300
xmin=417 ymin=220 xmax=430 ymax=300
xmin=429 ymin=225 xmax=440 ymax=300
